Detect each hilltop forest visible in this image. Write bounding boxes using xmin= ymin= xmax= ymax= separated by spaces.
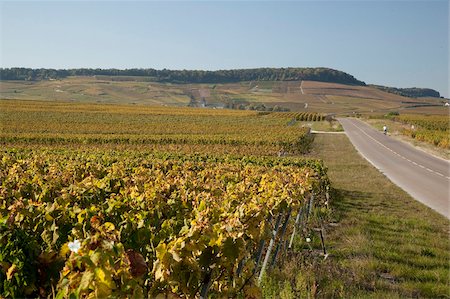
xmin=0 ymin=67 xmax=365 ymax=85
xmin=370 ymin=85 xmax=441 ymax=98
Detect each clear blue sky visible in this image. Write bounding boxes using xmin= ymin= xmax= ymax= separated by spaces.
xmin=1 ymin=1 xmax=448 ymax=96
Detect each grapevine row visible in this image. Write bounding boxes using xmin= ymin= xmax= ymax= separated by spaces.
xmin=267 ymin=112 xmax=326 ymax=122
xmin=391 ymin=114 xmax=449 ymax=149
xmin=0 ymin=150 xmax=330 ymax=298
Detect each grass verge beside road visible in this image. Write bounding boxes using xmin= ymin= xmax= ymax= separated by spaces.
xmin=263 ymin=134 xmax=449 ymax=298
xmin=300 ymin=120 xmax=344 ymax=132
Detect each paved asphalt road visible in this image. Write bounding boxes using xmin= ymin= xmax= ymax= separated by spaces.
xmin=338 ymin=118 xmax=450 ymax=219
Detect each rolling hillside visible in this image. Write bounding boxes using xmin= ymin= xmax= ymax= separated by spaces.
xmin=0 ymin=76 xmax=447 ymax=115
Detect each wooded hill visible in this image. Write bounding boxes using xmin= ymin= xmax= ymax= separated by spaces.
xmin=0 ymin=67 xmax=365 ymax=85
xmin=2 ymin=67 xmax=442 ymax=98
xmin=370 ymin=85 xmax=441 ymax=98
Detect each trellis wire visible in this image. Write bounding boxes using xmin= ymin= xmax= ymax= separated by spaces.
xmin=200 ymin=192 xmax=321 ymax=297
xmin=289 ymin=206 xmax=303 ymax=249
xmin=270 ymin=207 xmax=292 ymax=267
xmin=258 ymin=212 xmax=283 ymax=283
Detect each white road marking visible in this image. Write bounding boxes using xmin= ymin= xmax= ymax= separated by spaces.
xmin=346 ymin=120 xmax=450 ymax=180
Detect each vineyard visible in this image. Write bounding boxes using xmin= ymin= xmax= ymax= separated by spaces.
xmin=266 ymin=112 xmax=326 ymax=122
xmin=392 ymin=114 xmax=449 ymax=149
xmin=0 ymin=100 xmax=316 ymax=156
xmin=0 ymin=99 xmax=331 ymax=298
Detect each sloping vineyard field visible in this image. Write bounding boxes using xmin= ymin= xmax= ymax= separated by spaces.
xmin=0 ymin=99 xmax=331 ymax=298
xmin=267 ymin=112 xmax=326 ymax=122
xmin=393 ymin=114 xmax=449 ymax=149
xmin=0 ymin=100 xmax=314 ymax=155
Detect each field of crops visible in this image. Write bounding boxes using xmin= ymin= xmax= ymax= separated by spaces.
xmin=0 ymin=99 xmax=331 ymax=298
xmin=2 ymin=77 xmax=448 ymax=116
xmin=301 ymin=80 xmax=406 ymax=101
xmin=0 ymin=100 xmax=316 ymax=156
xmin=393 ymin=114 xmax=449 ymax=149
xmin=267 ymin=112 xmax=326 ymax=122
